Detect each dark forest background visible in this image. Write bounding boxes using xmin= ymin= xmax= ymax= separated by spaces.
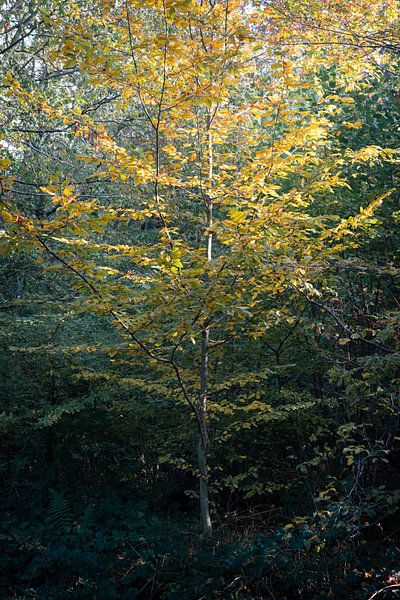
xmin=2 ymin=1 xmax=400 ymax=598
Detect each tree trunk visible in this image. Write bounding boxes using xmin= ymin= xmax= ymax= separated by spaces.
xmin=198 ymin=325 xmax=212 ymax=537
xmin=196 ymin=110 xmax=214 ymax=537
xmin=198 ymin=438 xmax=212 ymax=536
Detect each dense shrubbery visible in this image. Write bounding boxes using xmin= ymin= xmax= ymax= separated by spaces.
xmin=3 ymin=488 xmax=400 ymax=599
xmin=2 ymin=353 xmax=400 ymax=598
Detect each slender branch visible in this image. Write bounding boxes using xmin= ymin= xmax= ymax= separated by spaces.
xmin=368 ymin=584 xmax=400 ymax=600
xmin=124 ymin=0 xmax=156 ymax=130
xmin=291 ymin=283 xmax=396 ymax=354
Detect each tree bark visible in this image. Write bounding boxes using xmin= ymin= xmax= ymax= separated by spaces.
xmin=196 ymin=110 xmax=214 ymax=538
xmin=198 ymin=325 xmax=212 ymax=537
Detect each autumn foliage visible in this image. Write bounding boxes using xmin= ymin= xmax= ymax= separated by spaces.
xmin=1 ymin=0 xmax=400 ymax=598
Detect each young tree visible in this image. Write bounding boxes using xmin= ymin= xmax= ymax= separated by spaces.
xmin=1 ymin=0 xmax=394 ymax=536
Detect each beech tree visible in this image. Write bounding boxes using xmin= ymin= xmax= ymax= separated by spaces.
xmin=1 ymin=0 xmax=396 ymax=536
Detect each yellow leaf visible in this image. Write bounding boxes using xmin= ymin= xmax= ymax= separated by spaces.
xmin=63 ymin=186 xmax=74 ymax=197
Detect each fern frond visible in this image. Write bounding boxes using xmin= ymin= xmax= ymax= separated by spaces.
xmin=47 ymin=489 xmax=72 ymax=531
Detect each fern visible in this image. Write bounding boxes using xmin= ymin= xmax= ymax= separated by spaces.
xmin=78 ymin=504 xmax=95 ymax=535
xmin=47 ymin=489 xmax=73 ymax=531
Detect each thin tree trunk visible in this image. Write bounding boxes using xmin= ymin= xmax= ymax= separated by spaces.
xmin=198 ymin=326 xmax=212 ymax=537
xmin=197 ymin=110 xmax=213 ymax=538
